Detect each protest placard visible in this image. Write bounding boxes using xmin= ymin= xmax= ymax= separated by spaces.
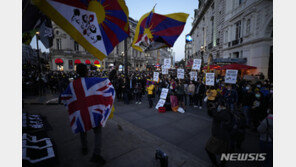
xmin=160 ymin=88 xmax=169 ymax=99
xmin=206 ymin=73 xmax=215 ymax=86
xmin=163 ymin=58 xmax=171 ymax=69
xmin=177 ymin=69 xmax=184 ymax=79
xmin=155 ymin=99 xmax=166 ymax=109
xmin=162 ymin=66 xmax=168 ymax=74
xmin=225 ymin=70 xmax=238 ymax=84
xmin=192 ymin=59 xmax=202 ymax=70
xmin=190 ymin=71 xmax=198 ymax=81
xmin=153 ymin=72 xmax=159 ymax=82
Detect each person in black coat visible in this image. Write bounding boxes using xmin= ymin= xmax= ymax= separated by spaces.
xmin=205 ymin=100 xmax=232 ymax=167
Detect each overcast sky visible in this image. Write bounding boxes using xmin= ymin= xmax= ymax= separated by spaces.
xmin=30 ymin=0 xmax=198 ymax=61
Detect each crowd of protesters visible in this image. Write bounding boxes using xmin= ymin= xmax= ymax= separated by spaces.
xmin=23 ymin=64 xmax=273 ymax=167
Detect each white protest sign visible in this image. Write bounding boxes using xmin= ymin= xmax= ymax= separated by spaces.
xmin=163 ymin=58 xmax=171 ymax=69
xmin=206 ymin=73 xmax=215 ymax=86
xmin=153 ymin=72 xmax=159 ymax=82
xmin=225 ymin=70 xmax=238 ymax=84
xmin=155 ymin=99 xmax=166 ymax=109
xmin=192 ymin=59 xmax=202 ymax=70
xmin=160 ymin=88 xmax=169 ymax=99
xmin=190 ymin=71 xmax=198 ymax=81
xmin=177 ymin=69 xmax=184 ymax=79
xmin=162 ymin=65 xmax=168 ymax=74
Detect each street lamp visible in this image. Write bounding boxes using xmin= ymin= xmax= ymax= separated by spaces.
xmin=35 ymin=31 xmax=41 ymax=73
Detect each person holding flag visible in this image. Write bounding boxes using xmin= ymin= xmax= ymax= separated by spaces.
xmin=60 ymin=64 xmax=115 ymax=164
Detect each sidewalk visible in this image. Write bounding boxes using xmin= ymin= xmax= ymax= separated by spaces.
xmin=23 ymin=104 xmax=209 ymax=167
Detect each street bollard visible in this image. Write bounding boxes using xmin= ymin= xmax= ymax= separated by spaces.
xmin=155 ymin=149 xmax=168 ymax=167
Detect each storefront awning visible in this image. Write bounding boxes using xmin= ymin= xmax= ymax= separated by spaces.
xmin=74 ymin=59 xmax=81 ymax=64
xmin=85 ymin=59 xmax=91 ymax=64
xmin=94 ymin=60 xmax=100 ymax=65
xmin=217 ymin=63 xmax=257 ymax=70
xmin=55 ymin=58 xmax=63 ymax=65
xmin=202 ymin=64 xmax=221 ymax=70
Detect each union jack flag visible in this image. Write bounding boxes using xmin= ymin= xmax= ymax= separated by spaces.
xmin=61 ymin=77 xmax=115 ymax=133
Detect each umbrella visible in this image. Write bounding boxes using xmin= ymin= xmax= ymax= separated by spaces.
xmin=218 ymin=63 xmax=257 ymax=70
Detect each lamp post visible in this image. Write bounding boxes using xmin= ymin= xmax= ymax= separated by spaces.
xmin=36 ymin=31 xmax=41 ymax=73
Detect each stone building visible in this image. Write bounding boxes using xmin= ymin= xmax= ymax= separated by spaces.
xmin=188 ymin=0 xmax=273 ymax=76
xmin=49 ymin=17 xmax=172 ymax=72
xmin=222 ymin=0 xmax=273 ymax=76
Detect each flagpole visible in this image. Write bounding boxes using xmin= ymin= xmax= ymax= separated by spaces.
xmin=124 ymin=38 xmax=128 ymax=82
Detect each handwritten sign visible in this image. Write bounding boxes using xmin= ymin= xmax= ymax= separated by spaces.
xmin=163 ymin=58 xmax=171 ymax=69
xmin=153 ymin=72 xmax=159 ymax=82
xmin=160 ymin=88 xmax=169 ymax=99
xmin=190 ymin=71 xmax=198 ymax=81
xmin=177 ymin=69 xmax=184 ymax=79
xmin=192 ymin=59 xmax=202 ymax=70
xmin=225 ymin=70 xmax=238 ymax=84
xmin=206 ymin=73 xmax=215 ymax=86
xmin=155 ymin=99 xmax=166 ymax=109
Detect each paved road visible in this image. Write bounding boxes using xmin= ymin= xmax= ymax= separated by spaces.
xmin=23 ymin=94 xmax=264 ymax=167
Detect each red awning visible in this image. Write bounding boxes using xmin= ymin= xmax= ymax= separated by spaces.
xmin=218 ymin=63 xmax=257 ymax=70
xmin=55 ymin=58 xmax=63 ymax=64
xmin=94 ymin=60 xmax=100 ymax=65
xmin=74 ymin=59 xmax=81 ymax=64
xmin=85 ymin=60 xmax=91 ymax=64
xmin=202 ymin=64 xmax=221 ymax=70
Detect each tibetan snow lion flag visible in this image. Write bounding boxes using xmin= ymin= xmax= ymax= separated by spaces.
xmin=32 ymin=0 xmax=129 ymax=60
xmin=132 ymin=8 xmax=188 ymax=52
xmin=61 ymin=77 xmax=115 ymax=133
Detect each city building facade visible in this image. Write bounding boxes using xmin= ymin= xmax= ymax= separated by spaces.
xmin=49 ymin=18 xmax=173 ymax=72
xmin=188 ymin=0 xmax=272 ymax=76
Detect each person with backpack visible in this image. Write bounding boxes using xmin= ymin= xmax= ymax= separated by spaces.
xmin=257 ymin=105 xmax=273 ymax=167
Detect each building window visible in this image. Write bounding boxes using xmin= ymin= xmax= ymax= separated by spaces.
xmin=56 ymin=38 xmax=62 ymax=50
xmin=74 ymin=41 xmax=79 ymax=51
xmin=233 ymin=52 xmax=239 ymax=58
xmin=235 ymin=21 xmax=242 ymax=40
xmin=239 ymin=0 xmax=244 ymax=5
xmin=246 ymin=19 xmax=251 ymax=35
